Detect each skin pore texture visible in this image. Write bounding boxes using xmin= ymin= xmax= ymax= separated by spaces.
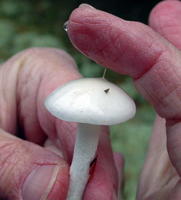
xmin=0 ymin=0 xmax=181 ymax=199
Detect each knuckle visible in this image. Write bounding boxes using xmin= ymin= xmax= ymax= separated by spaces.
xmin=18 ymin=47 xmax=71 ymax=64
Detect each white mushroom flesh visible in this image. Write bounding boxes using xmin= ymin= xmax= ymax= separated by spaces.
xmin=45 ymin=77 xmax=136 ymax=200
xmin=45 ymin=78 xmax=136 ymax=125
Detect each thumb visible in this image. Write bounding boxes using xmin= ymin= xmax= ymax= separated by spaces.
xmin=0 ymin=129 xmax=69 ymax=200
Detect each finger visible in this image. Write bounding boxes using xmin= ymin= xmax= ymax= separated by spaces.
xmin=137 ymin=116 xmax=173 ymax=199
xmin=149 ymin=0 xmax=181 ymax=50
xmin=0 ymin=48 xmax=80 ymax=144
xmin=67 ymin=6 xmax=168 ymax=78
xmin=67 ymin=6 xmax=181 ymax=176
xmin=0 ymin=128 xmax=69 ymax=200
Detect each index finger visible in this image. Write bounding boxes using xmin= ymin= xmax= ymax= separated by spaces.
xmin=67 ymin=5 xmax=181 ymax=120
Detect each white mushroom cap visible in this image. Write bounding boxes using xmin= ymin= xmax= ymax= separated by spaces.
xmin=45 ymin=78 xmax=136 ymax=125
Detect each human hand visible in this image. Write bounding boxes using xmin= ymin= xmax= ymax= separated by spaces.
xmin=66 ymin=1 xmax=181 ymax=199
xmin=0 ymin=48 xmax=122 ymax=199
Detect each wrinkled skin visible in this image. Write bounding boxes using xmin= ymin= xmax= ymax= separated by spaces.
xmin=0 ymin=0 xmax=181 ymax=199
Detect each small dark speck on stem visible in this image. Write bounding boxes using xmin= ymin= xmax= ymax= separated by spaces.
xmin=90 ymin=157 xmax=97 ymax=168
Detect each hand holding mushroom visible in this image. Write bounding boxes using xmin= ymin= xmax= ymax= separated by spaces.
xmin=1 ymin=1 xmax=181 ymax=200
xmin=0 ymin=48 xmax=123 ymax=200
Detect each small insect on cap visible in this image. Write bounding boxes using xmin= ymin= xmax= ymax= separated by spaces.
xmin=45 ymin=78 xmax=136 ymax=125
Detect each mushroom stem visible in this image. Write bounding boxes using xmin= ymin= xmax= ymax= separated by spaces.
xmin=66 ymin=123 xmax=100 ymax=200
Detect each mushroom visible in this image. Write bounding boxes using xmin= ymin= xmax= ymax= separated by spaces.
xmin=45 ymin=77 xmax=136 ymax=200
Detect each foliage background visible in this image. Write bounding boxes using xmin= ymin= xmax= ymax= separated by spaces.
xmin=0 ymin=0 xmax=161 ymax=199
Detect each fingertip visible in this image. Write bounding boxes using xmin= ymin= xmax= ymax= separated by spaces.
xmin=149 ymin=0 xmax=181 ymax=49
xmin=68 ymin=6 xmax=112 ymax=59
xmin=149 ymin=0 xmax=181 ymax=25
xmin=68 ymin=6 xmax=97 ymax=53
xmin=0 ymin=130 xmax=70 ymax=200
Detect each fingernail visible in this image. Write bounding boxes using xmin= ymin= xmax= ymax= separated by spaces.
xmin=22 ymin=165 xmax=60 ymax=200
xmin=79 ymin=3 xmax=95 ymax=9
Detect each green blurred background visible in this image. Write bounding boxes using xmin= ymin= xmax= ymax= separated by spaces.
xmin=0 ymin=0 xmax=161 ymax=199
